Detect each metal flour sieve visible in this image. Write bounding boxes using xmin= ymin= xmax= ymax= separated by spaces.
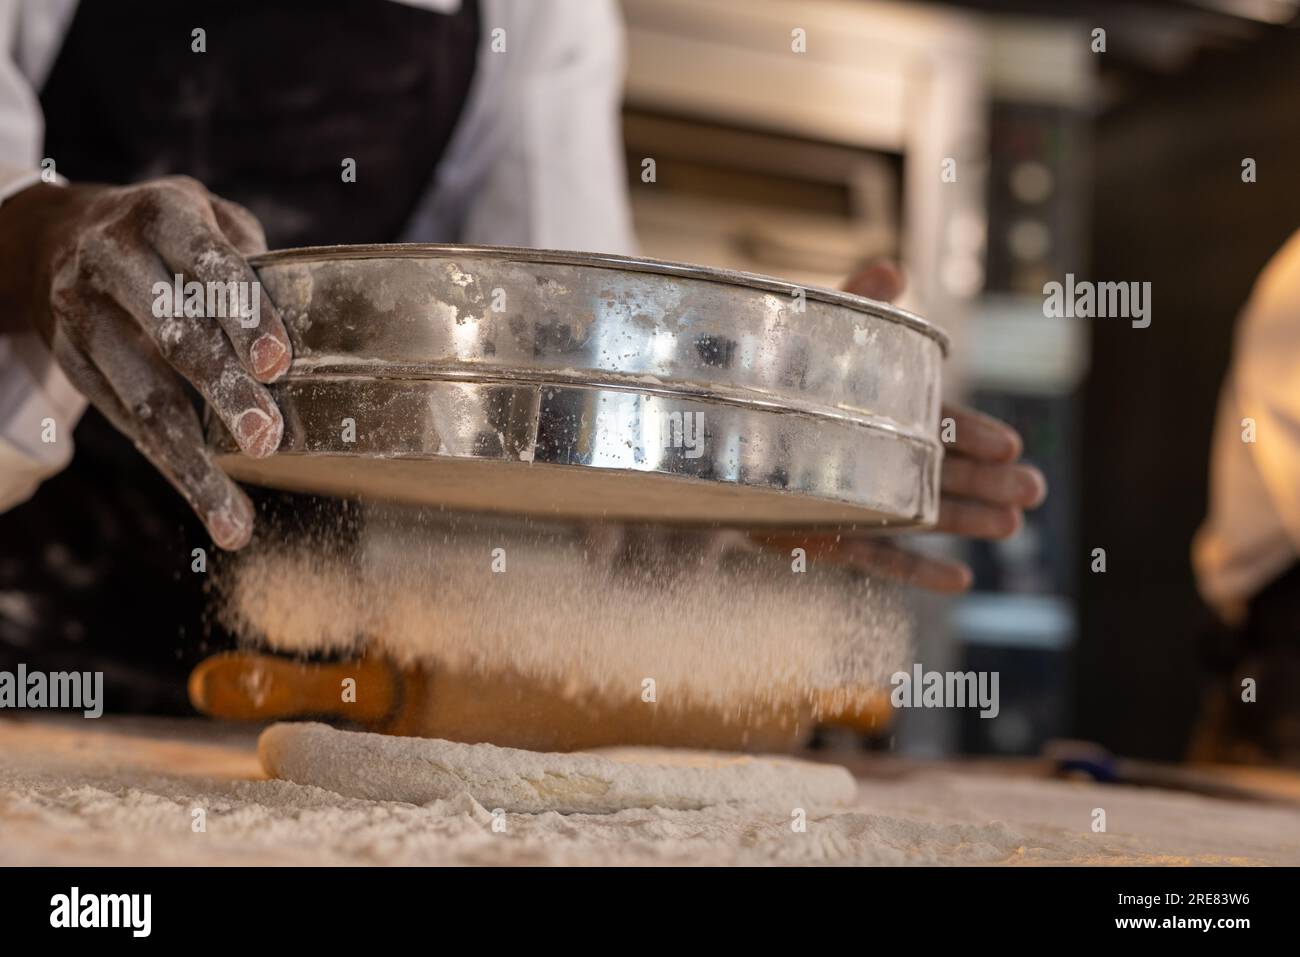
xmin=204 ymin=244 xmax=948 ymax=528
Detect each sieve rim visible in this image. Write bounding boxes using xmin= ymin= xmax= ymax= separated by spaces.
xmin=249 ymin=243 xmax=950 ymax=356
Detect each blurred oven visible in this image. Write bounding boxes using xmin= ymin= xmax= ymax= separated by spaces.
xmin=620 ymin=0 xmax=987 ymax=351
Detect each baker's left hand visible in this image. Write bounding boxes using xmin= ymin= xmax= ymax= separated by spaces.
xmin=751 ymin=262 xmax=1046 ymax=593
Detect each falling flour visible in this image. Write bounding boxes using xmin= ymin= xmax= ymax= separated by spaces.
xmin=215 ymin=504 xmax=911 ymax=719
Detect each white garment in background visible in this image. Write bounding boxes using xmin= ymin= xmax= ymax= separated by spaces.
xmin=1194 ymin=229 xmax=1300 ymax=621
xmin=0 ymin=0 xmax=635 ymax=512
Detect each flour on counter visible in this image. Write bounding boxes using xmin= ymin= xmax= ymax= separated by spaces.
xmin=4 ymin=718 xmax=1299 ymax=866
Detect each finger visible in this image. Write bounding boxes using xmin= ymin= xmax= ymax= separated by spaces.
xmin=209 ymin=195 xmax=268 ymax=256
xmin=935 ymin=498 xmax=1022 ymax=539
xmin=941 ymin=403 xmax=1022 ymax=463
xmin=86 ymin=256 xmax=284 ymax=460
xmin=51 ymin=315 xmax=255 ymax=550
xmin=941 ymin=457 xmax=1047 ymax=508
xmin=48 ymin=326 xmax=134 ymax=434
xmin=750 ymin=532 xmax=972 ymax=593
xmin=841 ymin=538 xmax=973 ymax=593
xmin=840 ymin=260 xmax=905 ymax=301
xmin=143 ymin=178 xmax=290 ymax=382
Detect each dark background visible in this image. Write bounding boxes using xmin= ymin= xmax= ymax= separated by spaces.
xmin=1081 ymin=24 xmax=1300 ymax=758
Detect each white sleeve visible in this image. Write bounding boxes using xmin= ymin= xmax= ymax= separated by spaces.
xmin=453 ymin=0 xmax=636 ymax=255
xmin=0 ymin=0 xmax=86 ymax=513
xmin=1231 ymin=233 xmax=1300 ymax=548
xmin=1194 ymin=229 xmax=1300 ymax=611
xmin=0 ymin=334 xmax=86 ymax=511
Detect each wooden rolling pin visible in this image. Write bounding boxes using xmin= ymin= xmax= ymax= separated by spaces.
xmin=189 ymin=651 xmax=873 ymax=752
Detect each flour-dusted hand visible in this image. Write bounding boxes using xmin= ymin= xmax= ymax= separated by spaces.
xmin=753 ymin=261 xmax=1047 ymax=593
xmin=0 ymin=177 xmax=291 ymax=549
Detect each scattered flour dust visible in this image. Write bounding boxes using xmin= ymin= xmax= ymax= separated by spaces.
xmin=5 ymin=718 xmax=1298 ymax=866
xmin=215 ymin=504 xmax=911 ymax=717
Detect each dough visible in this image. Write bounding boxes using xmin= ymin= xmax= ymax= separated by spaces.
xmin=258 ymin=722 xmax=856 ymax=815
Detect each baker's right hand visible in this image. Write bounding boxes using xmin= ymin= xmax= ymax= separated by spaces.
xmin=0 ymin=176 xmax=289 ymax=549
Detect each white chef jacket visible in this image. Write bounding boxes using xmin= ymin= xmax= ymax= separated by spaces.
xmin=1194 ymin=229 xmax=1300 ymax=621
xmin=0 ymin=0 xmax=635 ymax=512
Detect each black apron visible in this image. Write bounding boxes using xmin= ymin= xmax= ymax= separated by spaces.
xmin=0 ymin=0 xmax=479 ymax=711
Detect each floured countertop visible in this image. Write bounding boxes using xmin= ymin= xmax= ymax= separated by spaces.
xmin=2 ymin=716 xmax=1298 ymax=866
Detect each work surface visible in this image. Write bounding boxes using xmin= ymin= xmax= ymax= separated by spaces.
xmin=2 ymin=717 xmax=1298 ymax=866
